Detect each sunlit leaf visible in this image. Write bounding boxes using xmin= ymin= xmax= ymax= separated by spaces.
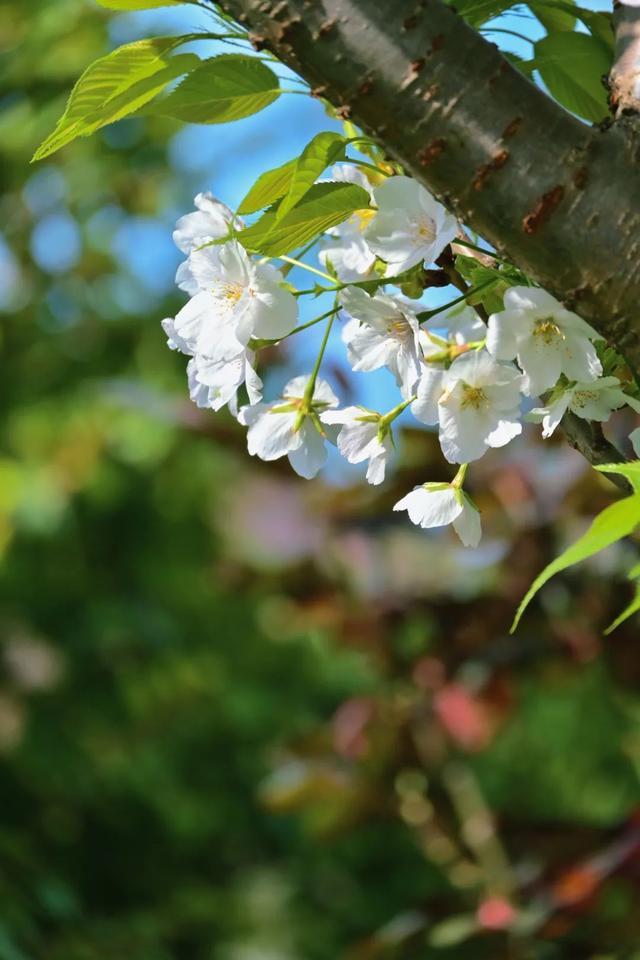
xmin=605 ymin=586 xmax=640 ymax=634
xmin=595 ymin=460 xmax=640 ymax=494
xmin=534 ymin=31 xmax=610 ymax=123
xmin=275 ymin=132 xmax=347 ymax=222
xmin=511 ymin=494 xmax=640 ymax=631
xmin=448 ymin=0 xmax=518 ymax=27
xmin=237 ymin=159 xmax=297 ymax=215
xmin=238 ymin=181 xmax=371 ymax=257
xmin=153 ymin=54 xmax=280 ymax=123
xmin=33 ymin=37 xmax=198 ymax=161
xmin=530 ymin=0 xmax=576 ymax=33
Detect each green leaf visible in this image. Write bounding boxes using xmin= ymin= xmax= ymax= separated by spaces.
xmin=447 ymin=0 xmax=517 ymax=28
xmin=32 ymin=37 xmax=197 ymax=161
xmin=533 ymin=31 xmax=611 ymax=123
xmin=595 ymin=461 xmax=640 ymax=494
xmin=238 ymin=181 xmax=371 ymax=257
xmin=530 ymin=0 xmax=576 ymax=33
xmin=152 ymin=54 xmax=279 ymax=124
xmin=275 ymin=132 xmax=347 ymax=222
xmin=96 ymin=0 xmax=182 ymax=7
xmin=237 ymin=159 xmax=297 ymax=215
xmin=528 ymin=2 xmax=613 ymax=52
xmin=576 ymin=9 xmax=614 ymax=54
xmin=511 ymin=494 xmax=640 ymax=632
xmin=604 ymin=586 xmax=640 ymax=634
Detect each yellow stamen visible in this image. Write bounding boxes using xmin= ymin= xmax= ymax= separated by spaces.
xmin=460 ymin=383 xmax=488 ymax=410
xmin=533 ymin=317 xmax=563 ymax=344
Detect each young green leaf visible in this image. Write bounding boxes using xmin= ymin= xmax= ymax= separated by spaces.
xmin=595 ymin=461 xmax=640 ymax=494
xmin=238 ymin=181 xmax=371 ymax=257
xmin=528 ymin=2 xmax=613 ymax=52
xmin=448 ymin=0 xmax=517 ymax=28
xmin=533 ymin=31 xmax=611 ymax=123
xmin=511 ymin=494 xmax=640 ymax=632
xmin=604 ymin=586 xmax=640 ymax=634
xmin=33 ymin=37 xmax=198 ymax=161
xmin=237 ymin=159 xmax=297 ymax=215
xmin=274 ymin=132 xmax=347 ymax=222
xmin=151 ymin=54 xmax=280 ymax=124
xmin=530 ymin=0 xmax=576 ymax=34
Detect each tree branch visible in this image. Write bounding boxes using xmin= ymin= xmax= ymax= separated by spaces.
xmin=216 ymin=0 xmax=640 ymax=372
xmin=610 ymin=1 xmax=640 ymax=116
xmin=560 ymin=412 xmax=632 ymax=492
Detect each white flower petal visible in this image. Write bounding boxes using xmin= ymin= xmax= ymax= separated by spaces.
xmin=485 ymin=418 xmax=522 ymax=449
xmin=246 ymin=406 xmax=299 ymax=461
xmin=412 ymin=368 xmax=446 ymax=425
xmin=452 ymin=497 xmax=482 ymax=547
xmin=287 ymin=420 xmax=327 ymax=478
xmin=394 ymin=485 xmax=462 ymax=528
xmin=366 ymin=449 xmax=387 ymax=485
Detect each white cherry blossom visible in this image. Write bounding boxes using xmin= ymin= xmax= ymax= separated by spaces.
xmin=340 ymin=286 xmax=423 ymax=398
xmin=187 ymin=351 xmax=262 ymax=414
xmin=319 ymin=165 xmax=377 ymax=282
xmin=394 ymin=483 xmax=481 ymax=547
xmin=321 ymin=406 xmax=393 ymax=485
xmin=239 ymin=376 xmax=339 ymax=479
xmin=171 ymin=241 xmax=297 ymax=361
xmin=162 ymin=316 xmax=262 ymax=414
xmin=528 ymin=376 xmax=640 ymax=438
xmin=363 ymin=175 xmax=458 ymax=275
xmin=412 ymin=351 xmax=523 ymax=463
xmin=174 ymin=192 xmax=241 ymax=295
xmin=487 ymin=286 xmax=602 ymax=396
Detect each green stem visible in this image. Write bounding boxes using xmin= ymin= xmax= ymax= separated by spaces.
xmin=417 ymin=278 xmax=496 ymax=323
xmin=451 ymin=463 xmax=468 ymax=488
xmin=344 ymin=157 xmax=390 ymax=178
xmin=304 ymin=307 xmax=336 ymax=403
xmin=278 ymin=256 xmax=336 ymax=284
xmin=380 ymin=396 xmax=414 ymax=428
xmin=453 ymin=237 xmax=512 ymax=264
xmin=252 ymin=306 xmax=340 ymax=349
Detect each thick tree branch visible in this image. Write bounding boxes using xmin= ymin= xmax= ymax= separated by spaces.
xmin=216 ymin=0 xmax=640 ymax=375
xmin=610 ymin=1 xmax=640 ymax=116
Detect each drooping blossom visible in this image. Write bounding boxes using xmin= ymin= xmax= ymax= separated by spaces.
xmin=394 ymin=483 xmax=482 ymax=547
xmin=239 ymin=375 xmax=339 ymax=479
xmin=321 ymin=405 xmax=393 ymax=485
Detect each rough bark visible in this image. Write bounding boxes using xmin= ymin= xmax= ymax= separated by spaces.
xmin=216 ymin=0 xmax=640 ymax=375
xmin=610 ymin=1 xmax=640 ymax=116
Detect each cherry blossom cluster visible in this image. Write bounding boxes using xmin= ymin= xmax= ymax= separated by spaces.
xmin=162 ymin=170 xmax=640 ymax=548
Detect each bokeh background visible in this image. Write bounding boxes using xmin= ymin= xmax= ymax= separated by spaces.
xmin=2 ymin=1 xmax=640 ymax=957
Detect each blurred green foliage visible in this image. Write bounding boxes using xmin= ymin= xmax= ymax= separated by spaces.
xmin=1 ymin=2 xmax=640 ymax=958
